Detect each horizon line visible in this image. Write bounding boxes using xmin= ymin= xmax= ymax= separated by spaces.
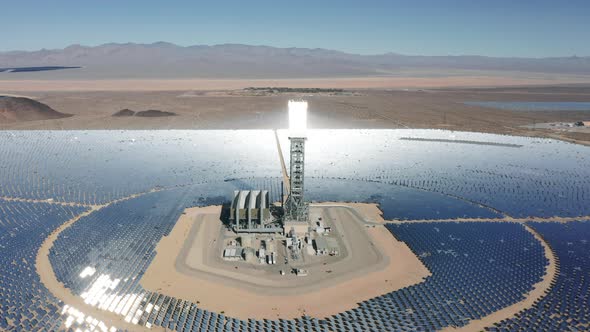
xmin=1 ymin=41 xmax=588 ymax=60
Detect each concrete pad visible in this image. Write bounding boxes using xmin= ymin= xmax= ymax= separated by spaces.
xmin=140 ymin=204 xmax=430 ymax=319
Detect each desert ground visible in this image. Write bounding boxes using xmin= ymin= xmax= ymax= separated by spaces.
xmin=140 ymin=204 xmax=430 ymax=320
xmin=2 ymin=75 xmax=590 ymax=92
xmin=1 ymin=79 xmax=590 ymax=145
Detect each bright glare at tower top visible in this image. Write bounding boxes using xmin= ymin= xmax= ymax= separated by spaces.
xmin=288 ymin=100 xmax=308 ymax=136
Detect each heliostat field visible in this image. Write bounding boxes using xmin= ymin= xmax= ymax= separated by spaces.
xmin=0 ymin=129 xmax=589 ymax=332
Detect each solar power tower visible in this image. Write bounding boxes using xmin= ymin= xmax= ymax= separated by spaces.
xmin=284 ymin=100 xmax=309 ymax=222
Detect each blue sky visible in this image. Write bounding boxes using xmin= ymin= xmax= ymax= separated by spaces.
xmin=2 ymin=0 xmax=589 ymax=57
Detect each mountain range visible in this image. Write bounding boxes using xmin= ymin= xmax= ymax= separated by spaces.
xmin=1 ymin=42 xmax=589 ymax=79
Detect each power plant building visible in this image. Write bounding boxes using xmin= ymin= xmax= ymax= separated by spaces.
xmin=230 ymin=190 xmax=278 ymax=233
xmin=228 ymin=100 xmax=310 ymax=235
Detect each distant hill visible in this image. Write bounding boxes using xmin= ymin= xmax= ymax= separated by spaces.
xmin=0 ymin=96 xmax=71 ymax=122
xmin=136 ymin=110 xmax=176 ymax=117
xmin=0 ymin=43 xmax=589 ymax=79
xmin=112 ymin=109 xmax=135 ymax=117
xmin=112 ymin=109 xmax=176 ymax=117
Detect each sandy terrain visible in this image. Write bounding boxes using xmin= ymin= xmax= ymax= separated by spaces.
xmin=173 ymin=206 xmax=392 ymax=293
xmin=1 ymin=85 xmax=589 ymax=145
xmin=313 ymin=202 xmax=386 ymax=224
xmin=2 ymin=76 xmax=590 ymax=92
xmin=140 ymin=205 xmax=430 ymax=319
xmin=0 ymin=195 xmax=94 ymax=208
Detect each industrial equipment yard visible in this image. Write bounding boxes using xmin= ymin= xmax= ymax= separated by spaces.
xmin=141 ymin=204 xmax=429 ymax=319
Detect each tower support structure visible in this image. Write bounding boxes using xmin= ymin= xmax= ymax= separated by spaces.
xmin=284 ymin=136 xmax=308 ymax=222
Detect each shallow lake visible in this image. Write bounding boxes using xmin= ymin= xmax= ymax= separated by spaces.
xmin=464 ymin=101 xmax=590 ymax=111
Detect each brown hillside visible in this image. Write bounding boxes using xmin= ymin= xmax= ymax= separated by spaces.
xmin=135 ymin=110 xmax=177 ymax=117
xmin=112 ymin=109 xmax=136 ymax=117
xmin=0 ymin=96 xmax=72 ymax=122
